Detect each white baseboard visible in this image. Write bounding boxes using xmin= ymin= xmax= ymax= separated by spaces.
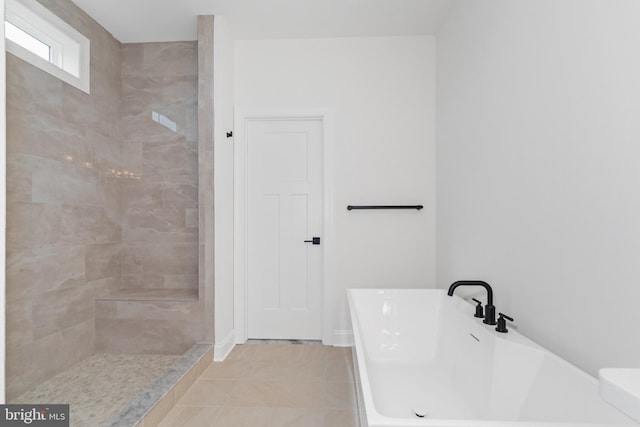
xmin=332 ymin=329 xmax=353 ymax=347
xmin=213 ymin=330 xmax=235 ymax=361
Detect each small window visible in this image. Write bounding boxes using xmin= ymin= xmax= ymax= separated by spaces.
xmin=5 ymin=0 xmax=90 ymax=93
xmin=5 ymin=20 xmax=50 ymax=61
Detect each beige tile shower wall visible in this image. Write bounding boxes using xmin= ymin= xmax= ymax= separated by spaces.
xmin=198 ymin=15 xmax=216 ymax=347
xmin=120 ymin=42 xmax=199 ymax=290
xmin=5 ymin=0 xmax=123 ymax=400
xmin=95 ymin=299 xmax=205 ymax=354
xmin=95 ymin=35 xmax=210 ymax=354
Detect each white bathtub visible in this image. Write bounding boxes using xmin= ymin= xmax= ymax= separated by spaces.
xmin=347 ymin=289 xmax=636 ymax=427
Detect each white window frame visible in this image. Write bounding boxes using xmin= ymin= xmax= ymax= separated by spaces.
xmin=5 ymin=0 xmax=90 ymax=93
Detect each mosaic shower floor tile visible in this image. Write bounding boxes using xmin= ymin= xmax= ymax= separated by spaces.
xmin=11 ymin=353 xmax=179 ymax=427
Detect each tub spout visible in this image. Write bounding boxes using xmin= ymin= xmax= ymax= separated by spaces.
xmin=447 ymin=281 xmax=497 ymax=325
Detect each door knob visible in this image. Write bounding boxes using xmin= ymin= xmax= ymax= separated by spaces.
xmin=304 ymin=237 xmax=321 ymax=245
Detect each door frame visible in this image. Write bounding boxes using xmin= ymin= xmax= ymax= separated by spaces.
xmin=234 ymin=108 xmax=336 ymax=345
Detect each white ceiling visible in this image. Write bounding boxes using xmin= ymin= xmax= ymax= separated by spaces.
xmin=70 ymin=0 xmax=455 ymax=43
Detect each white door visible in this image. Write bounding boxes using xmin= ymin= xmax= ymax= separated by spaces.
xmin=247 ymin=118 xmax=323 ymax=339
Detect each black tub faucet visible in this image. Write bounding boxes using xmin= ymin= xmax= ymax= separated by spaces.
xmin=447 ymin=281 xmax=497 ymax=325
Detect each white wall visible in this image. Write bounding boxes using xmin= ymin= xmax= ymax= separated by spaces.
xmin=437 ymin=0 xmax=640 ymax=376
xmin=234 ymin=36 xmax=436 ymax=339
xmin=213 ymin=15 xmax=235 ymax=358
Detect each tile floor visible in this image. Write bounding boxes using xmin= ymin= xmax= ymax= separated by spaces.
xmin=158 ymin=342 xmax=359 ymax=427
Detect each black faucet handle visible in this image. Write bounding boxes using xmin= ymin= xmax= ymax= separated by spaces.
xmin=471 ymin=298 xmax=484 ymax=318
xmin=500 ymin=313 xmax=514 ymax=322
xmin=496 ymin=312 xmax=514 ymax=333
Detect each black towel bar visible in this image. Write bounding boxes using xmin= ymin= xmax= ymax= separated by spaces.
xmin=347 ymin=205 xmax=423 ymax=211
